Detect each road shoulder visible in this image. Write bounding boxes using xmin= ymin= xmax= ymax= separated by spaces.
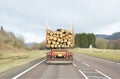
xmin=0 ymin=57 xmax=45 ymax=79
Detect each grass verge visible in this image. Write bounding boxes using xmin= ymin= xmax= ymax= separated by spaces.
xmin=0 ymin=50 xmax=46 ymax=76
xmin=71 ymin=48 xmax=120 ymax=63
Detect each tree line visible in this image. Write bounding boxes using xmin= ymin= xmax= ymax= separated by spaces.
xmin=96 ymin=38 xmax=120 ymax=49
xmin=75 ymin=33 xmax=120 ymax=49
xmin=75 ymin=33 xmax=96 ymax=48
xmin=35 ymin=32 xmax=120 ymax=50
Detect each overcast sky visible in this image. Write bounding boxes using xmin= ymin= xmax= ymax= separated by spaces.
xmin=0 ymin=0 xmax=120 ymax=43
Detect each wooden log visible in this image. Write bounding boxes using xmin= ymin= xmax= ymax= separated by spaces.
xmin=58 ymin=38 xmax=61 ymax=42
xmin=46 ymin=29 xmax=74 ymax=48
xmin=67 ymin=41 xmax=71 ymax=45
xmin=64 ymin=39 xmax=67 ymax=42
xmin=68 ymin=35 xmax=72 ymax=38
xmin=56 ymin=31 xmax=59 ymax=35
xmin=58 ymin=45 xmax=60 ymax=48
xmin=68 ymin=38 xmax=71 ymax=41
xmin=49 ymin=36 xmax=53 ymax=40
xmin=55 ymin=44 xmax=57 ymax=48
xmin=51 ymin=45 xmax=54 ymax=48
xmin=47 ymin=40 xmax=51 ymax=44
xmin=60 ymin=34 xmax=63 ymax=38
xmin=47 ymin=44 xmax=50 ymax=48
xmin=52 ymin=41 xmax=56 ymax=45
xmin=56 ymin=42 xmax=59 ymax=45
xmin=50 ymin=32 xmax=54 ymax=36
xmin=62 ymin=34 xmax=65 ymax=37
xmin=60 ymin=32 xmax=63 ymax=35
xmin=53 ymin=37 xmax=57 ymax=41
xmin=67 ymin=45 xmax=70 ymax=48
xmin=47 ymin=30 xmax=51 ymax=34
xmin=62 ymin=45 xmax=64 ymax=48
xmin=60 ymin=39 xmax=63 ymax=43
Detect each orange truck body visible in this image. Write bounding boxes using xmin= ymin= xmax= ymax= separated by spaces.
xmin=46 ymin=49 xmax=73 ymax=64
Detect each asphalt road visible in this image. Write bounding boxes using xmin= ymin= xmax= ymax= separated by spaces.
xmin=74 ymin=53 xmax=120 ymax=79
xmin=2 ymin=53 xmax=120 ymax=79
xmin=14 ymin=61 xmax=84 ymax=79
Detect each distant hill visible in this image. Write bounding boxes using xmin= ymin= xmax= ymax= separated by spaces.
xmin=26 ymin=41 xmax=46 ymax=50
xmin=96 ymin=32 xmax=120 ymax=40
xmin=95 ymin=34 xmax=108 ymax=38
xmin=105 ymin=32 xmax=120 ymax=40
xmin=26 ymin=43 xmax=34 ymax=47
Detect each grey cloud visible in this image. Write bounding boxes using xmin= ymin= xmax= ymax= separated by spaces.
xmin=0 ymin=0 xmax=120 ymax=42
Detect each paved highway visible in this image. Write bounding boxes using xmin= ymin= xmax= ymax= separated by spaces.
xmin=74 ymin=53 xmax=120 ymax=79
xmin=12 ymin=60 xmax=84 ymax=79
xmin=2 ymin=53 xmax=120 ymax=79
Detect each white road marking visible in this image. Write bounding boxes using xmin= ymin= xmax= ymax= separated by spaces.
xmin=83 ymin=71 xmax=98 ymax=73
xmin=116 ymin=63 xmax=119 ymax=64
xmin=73 ymin=63 xmax=76 ymax=67
xmin=12 ymin=59 xmax=46 ymax=79
xmin=82 ymin=62 xmax=90 ymax=67
xmin=96 ymin=70 xmax=112 ymax=79
xmin=79 ymin=70 xmax=89 ymax=79
xmin=104 ymin=60 xmax=115 ymax=64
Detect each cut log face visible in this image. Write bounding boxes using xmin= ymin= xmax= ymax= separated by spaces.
xmin=46 ymin=29 xmax=74 ymax=48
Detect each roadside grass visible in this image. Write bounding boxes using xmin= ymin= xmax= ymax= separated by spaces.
xmin=71 ymin=48 xmax=120 ymax=63
xmin=0 ymin=50 xmax=46 ymax=76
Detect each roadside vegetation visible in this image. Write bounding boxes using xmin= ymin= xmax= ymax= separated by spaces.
xmin=71 ymin=48 xmax=120 ymax=63
xmin=75 ymin=33 xmax=120 ymax=49
xmin=0 ymin=26 xmax=46 ymax=76
xmin=75 ymin=33 xmax=96 ymax=48
xmin=1 ymin=25 xmax=120 ymax=77
xmin=95 ymin=38 xmax=120 ymax=49
xmin=0 ymin=26 xmax=26 ymax=49
xmin=0 ymin=50 xmax=46 ymax=76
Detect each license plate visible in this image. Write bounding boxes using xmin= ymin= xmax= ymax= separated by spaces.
xmin=58 ymin=54 xmax=62 ymax=57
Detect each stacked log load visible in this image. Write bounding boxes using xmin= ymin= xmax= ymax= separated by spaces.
xmin=46 ymin=29 xmax=74 ymax=48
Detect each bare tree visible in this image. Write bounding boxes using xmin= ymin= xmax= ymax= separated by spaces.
xmin=1 ymin=26 xmax=4 ymax=31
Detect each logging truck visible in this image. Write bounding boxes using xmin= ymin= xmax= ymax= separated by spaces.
xmin=46 ymin=25 xmax=74 ymax=64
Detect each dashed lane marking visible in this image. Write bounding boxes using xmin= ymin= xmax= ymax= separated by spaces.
xmin=96 ymin=70 xmax=112 ymax=79
xmin=74 ymin=60 xmax=112 ymax=79
xmin=82 ymin=62 xmax=90 ymax=67
xmin=117 ymin=63 xmax=120 ymax=65
xmin=79 ymin=70 xmax=89 ymax=79
xmin=73 ymin=63 xmax=76 ymax=67
xmin=12 ymin=59 xmax=46 ymax=79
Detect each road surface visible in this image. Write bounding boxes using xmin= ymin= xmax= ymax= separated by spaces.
xmin=2 ymin=53 xmax=120 ymax=79
xmin=74 ymin=53 xmax=120 ymax=79
xmin=13 ymin=60 xmax=84 ymax=79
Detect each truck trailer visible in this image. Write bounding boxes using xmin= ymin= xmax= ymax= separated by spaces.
xmin=46 ymin=25 xmax=74 ymax=64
